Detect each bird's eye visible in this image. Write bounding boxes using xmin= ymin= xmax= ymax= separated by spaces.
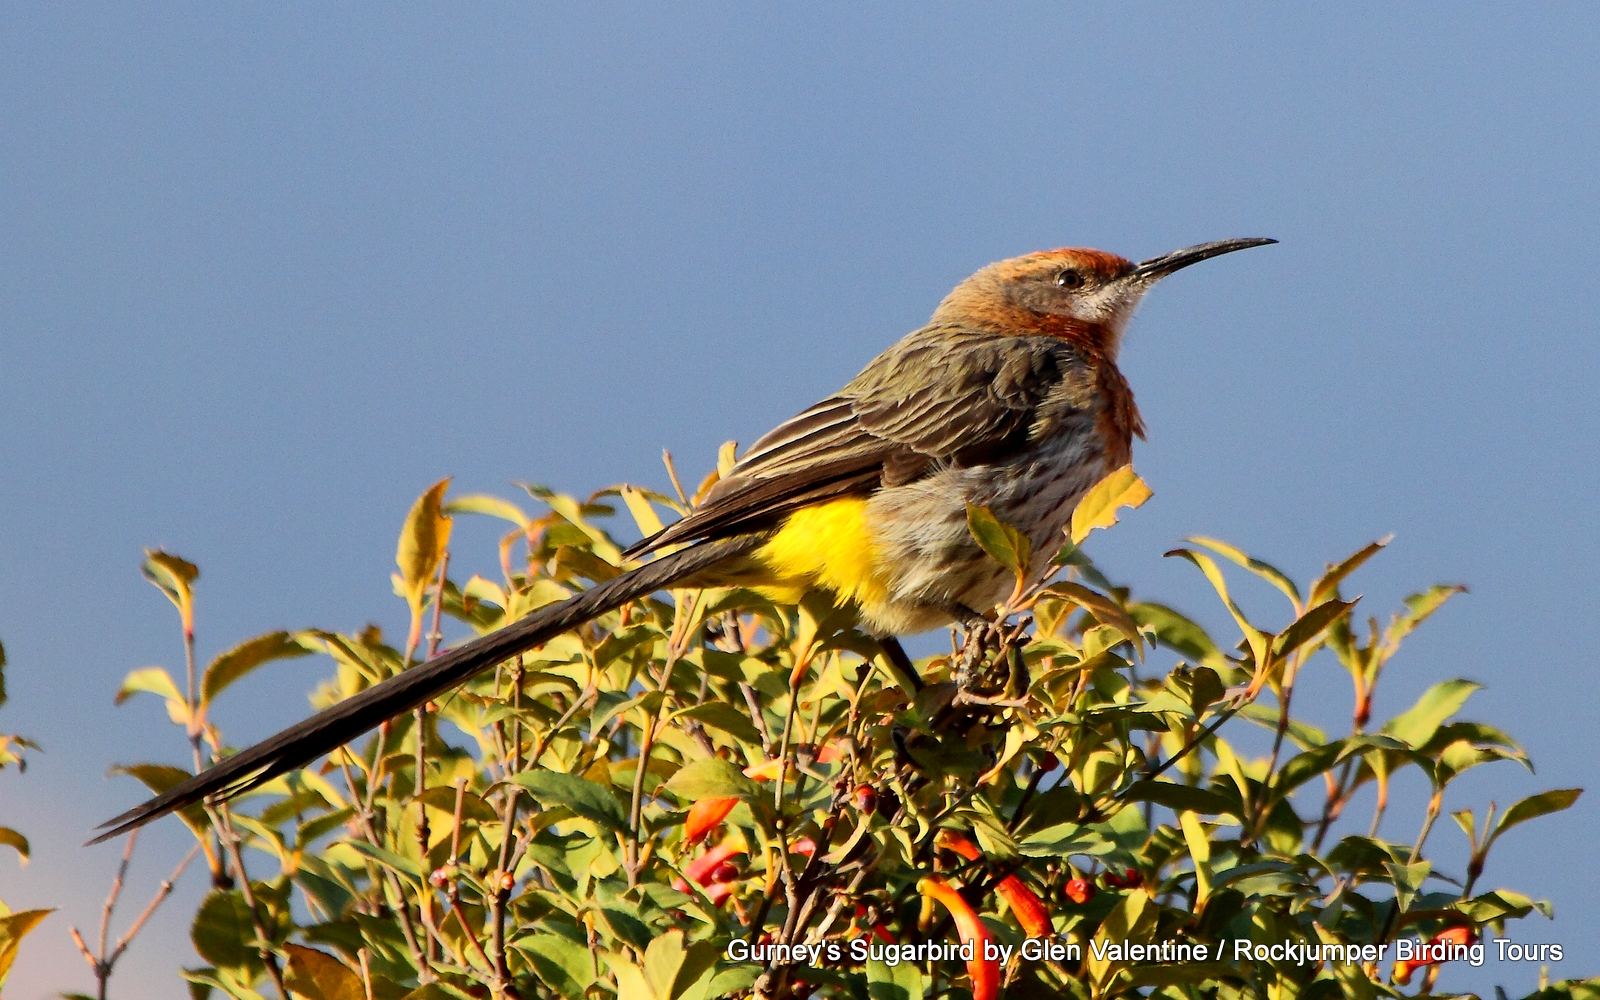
xmin=1055 ymin=269 xmax=1084 ymax=289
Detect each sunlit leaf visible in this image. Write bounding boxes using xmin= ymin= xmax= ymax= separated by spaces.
xmin=444 ymin=493 xmax=529 ymax=528
xmin=0 ymin=907 xmax=53 ymax=986
xmin=1383 ymin=679 xmax=1482 ymax=749
xmin=0 ymin=828 xmax=27 ymax=867
xmin=115 ymin=666 xmax=185 ymax=706
xmin=396 ymin=477 xmax=453 ymax=643
xmin=509 ymin=770 xmax=628 ymax=831
xmin=1164 ymin=547 xmax=1270 ymax=668
xmin=965 ymin=503 xmax=1029 ymax=579
xmin=663 ymin=758 xmax=764 ymax=804
xmin=201 ymin=631 xmax=312 ymax=706
xmin=1188 ymin=537 xmax=1302 ymax=608
xmin=284 ymin=943 xmax=364 ymax=1000
xmin=1308 ymin=537 xmax=1389 ymax=606
xmin=141 ymin=549 xmax=199 ymax=629
xmin=672 ymin=702 xmax=762 ymax=745
xmin=1070 ymin=466 xmax=1152 ymax=545
xmin=1491 ymin=788 xmax=1582 ymax=844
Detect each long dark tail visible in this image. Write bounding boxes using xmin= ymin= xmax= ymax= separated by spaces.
xmin=90 ymin=535 xmax=765 ymax=844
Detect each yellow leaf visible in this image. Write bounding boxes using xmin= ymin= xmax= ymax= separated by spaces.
xmin=141 ymin=549 xmax=199 ymax=634
xmin=284 ymin=943 xmax=365 ymax=1000
xmin=0 ymin=907 xmax=53 ymax=987
xmin=620 ymin=485 xmax=666 ymax=539
xmin=610 ymin=953 xmax=657 ymax=1000
xmin=1179 ymin=811 xmax=1212 ymax=905
xmin=1069 ymin=466 xmax=1152 ymax=544
xmin=396 ymin=478 xmax=453 ymax=647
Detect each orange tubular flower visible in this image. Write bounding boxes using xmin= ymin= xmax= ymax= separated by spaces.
xmin=1392 ymin=926 xmax=1476 ymax=986
xmin=682 ymin=838 xmax=746 ymax=887
xmin=742 ymin=742 xmax=841 ymax=782
xmin=934 ymin=831 xmax=1053 ymax=937
xmin=919 ymin=878 xmax=999 ymax=1000
xmin=685 ymin=797 xmax=739 ymax=845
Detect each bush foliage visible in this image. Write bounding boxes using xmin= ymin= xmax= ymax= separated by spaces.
xmin=93 ymin=462 xmax=1592 ymax=1000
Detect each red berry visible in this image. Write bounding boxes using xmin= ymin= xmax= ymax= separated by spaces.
xmin=1063 ymin=878 xmax=1095 ymax=904
xmin=711 ymin=861 xmax=741 ymax=883
xmin=852 ymin=784 xmax=878 ymax=813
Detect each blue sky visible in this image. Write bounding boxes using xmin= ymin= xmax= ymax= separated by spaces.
xmin=2 ymin=5 xmax=1597 ymax=995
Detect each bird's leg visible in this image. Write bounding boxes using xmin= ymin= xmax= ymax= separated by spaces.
xmin=876 ymin=636 xmax=924 ymax=693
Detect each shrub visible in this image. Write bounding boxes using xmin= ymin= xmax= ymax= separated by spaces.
xmin=106 ymin=465 xmax=1591 ymax=1000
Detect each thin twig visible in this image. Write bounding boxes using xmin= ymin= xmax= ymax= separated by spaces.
xmin=209 ymin=803 xmax=289 ymax=1000
xmin=106 ymin=843 xmax=201 ymax=971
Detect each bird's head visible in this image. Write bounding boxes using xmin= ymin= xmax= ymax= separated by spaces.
xmin=933 ymin=238 xmax=1276 ymax=359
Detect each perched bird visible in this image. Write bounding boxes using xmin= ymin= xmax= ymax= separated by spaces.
xmin=93 ymin=237 xmax=1274 ymax=842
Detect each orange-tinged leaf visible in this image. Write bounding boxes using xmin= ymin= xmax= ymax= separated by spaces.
xmin=1070 ymin=466 xmax=1152 ymax=545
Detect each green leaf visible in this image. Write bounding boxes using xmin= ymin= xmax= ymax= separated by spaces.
xmin=191 ymin=890 xmax=267 ymax=976
xmin=662 ymin=758 xmax=764 ymax=804
xmin=1388 ymin=584 xmax=1467 ymax=646
xmin=1272 ymin=599 xmax=1354 ymax=658
xmin=1070 ymin=466 xmax=1152 ymax=544
xmin=1276 ymin=736 xmax=1408 ymax=796
xmin=509 ymin=769 xmax=628 ymax=831
xmin=1164 ymin=547 xmax=1270 ymax=668
xmin=1239 ymin=703 xmax=1327 ymax=750
xmin=672 ymin=702 xmax=762 ymax=745
xmin=1384 ymin=859 xmax=1431 ymax=913
xmin=109 ymin=764 xmax=211 ymax=836
xmin=513 ymin=932 xmax=595 ymax=997
xmin=1491 ymin=788 xmax=1582 ymax=844
xmin=1086 ymin=889 xmax=1155 ymax=992
xmin=1308 ymin=537 xmax=1389 ymax=605
xmin=201 ymin=631 xmax=312 ymax=706
xmin=643 ymin=930 xmax=686 ymax=1000
xmin=115 ymin=666 xmax=185 ymax=706
xmin=1383 ymin=679 xmax=1482 ymax=748
xmin=340 ymin=839 xmax=423 ymax=882
xmin=965 ymin=503 xmax=1030 ymax=578
xmin=1131 ymin=602 xmax=1228 ymax=671
xmin=1120 ymin=781 xmax=1236 ymax=817
xmin=867 ymin=954 xmax=925 ymax=1000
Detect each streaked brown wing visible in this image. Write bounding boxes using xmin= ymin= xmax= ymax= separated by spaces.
xmin=624 ymin=328 xmax=1083 ymax=557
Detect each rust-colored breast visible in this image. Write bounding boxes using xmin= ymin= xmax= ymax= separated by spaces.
xmin=1093 ymin=362 xmax=1144 ymax=470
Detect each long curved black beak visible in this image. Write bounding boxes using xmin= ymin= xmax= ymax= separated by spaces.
xmin=1132 ymin=237 xmax=1277 ymax=282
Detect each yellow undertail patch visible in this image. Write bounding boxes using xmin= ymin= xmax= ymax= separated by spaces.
xmin=755 ymin=497 xmax=890 ymax=613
